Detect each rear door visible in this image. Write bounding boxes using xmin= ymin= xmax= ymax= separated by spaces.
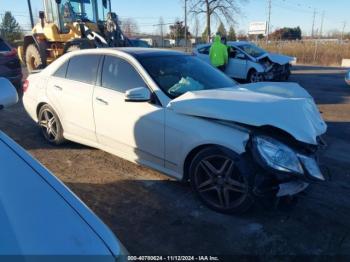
xmin=46 ymin=54 xmax=101 ymax=142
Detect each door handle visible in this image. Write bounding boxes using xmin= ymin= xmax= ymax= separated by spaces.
xmin=54 ymin=85 xmax=63 ymax=91
xmin=96 ymin=97 xmax=109 ymax=105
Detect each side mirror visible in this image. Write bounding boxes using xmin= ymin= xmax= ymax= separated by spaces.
xmin=125 ymin=87 xmax=151 ymax=102
xmin=0 ymin=78 xmax=18 ymax=110
xmin=236 ymin=53 xmax=246 ymax=60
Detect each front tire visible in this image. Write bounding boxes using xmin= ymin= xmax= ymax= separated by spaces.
xmin=38 ymin=105 xmax=66 ymax=145
xmin=248 ymin=69 xmax=264 ymax=83
xmin=189 ymin=146 xmax=254 ymax=214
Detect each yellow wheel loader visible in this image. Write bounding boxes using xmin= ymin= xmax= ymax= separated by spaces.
xmin=18 ymin=0 xmax=130 ymax=72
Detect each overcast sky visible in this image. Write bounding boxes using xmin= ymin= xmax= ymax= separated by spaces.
xmin=0 ymin=0 xmax=348 ymax=36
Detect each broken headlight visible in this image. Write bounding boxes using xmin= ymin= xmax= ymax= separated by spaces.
xmin=253 ymin=136 xmax=304 ymax=174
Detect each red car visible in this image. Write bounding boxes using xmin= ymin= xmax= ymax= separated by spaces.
xmin=0 ymin=37 xmax=22 ymax=89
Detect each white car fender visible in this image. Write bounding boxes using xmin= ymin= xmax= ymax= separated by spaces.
xmin=165 ymin=109 xmax=250 ymax=177
xmin=246 ymin=61 xmax=265 ymax=78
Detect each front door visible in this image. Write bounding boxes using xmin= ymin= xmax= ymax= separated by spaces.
xmin=226 ymin=47 xmax=248 ymax=79
xmin=93 ymin=55 xmax=165 ymax=167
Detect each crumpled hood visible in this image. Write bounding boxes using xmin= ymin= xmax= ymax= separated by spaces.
xmin=258 ymin=53 xmax=294 ymax=65
xmin=167 ymin=82 xmax=327 ymax=145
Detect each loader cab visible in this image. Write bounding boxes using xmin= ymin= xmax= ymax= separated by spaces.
xmin=44 ymin=0 xmax=111 ymax=33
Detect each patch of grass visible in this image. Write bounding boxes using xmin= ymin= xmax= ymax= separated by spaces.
xmin=258 ymin=41 xmax=350 ymax=67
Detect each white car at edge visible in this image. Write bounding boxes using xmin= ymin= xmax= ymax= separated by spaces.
xmin=23 ymin=48 xmax=327 ymax=214
xmin=194 ymin=41 xmax=293 ymax=83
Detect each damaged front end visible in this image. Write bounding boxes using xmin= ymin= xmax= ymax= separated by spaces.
xmin=246 ymin=133 xmax=326 ymax=198
xmin=259 ymin=56 xmax=291 ymax=81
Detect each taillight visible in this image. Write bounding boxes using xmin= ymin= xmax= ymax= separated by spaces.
xmin=23 ymin=80 xmax=29 ymax=92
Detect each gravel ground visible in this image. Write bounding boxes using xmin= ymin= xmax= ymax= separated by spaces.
xmin=0 ymin=65 xmax=349 ymax=256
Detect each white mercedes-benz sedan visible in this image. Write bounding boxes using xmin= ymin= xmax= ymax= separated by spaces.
xmin=23 ymin=48 xmax=327 ymax=213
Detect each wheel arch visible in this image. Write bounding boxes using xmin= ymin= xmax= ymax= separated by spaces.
xmin=36 ymin=102 xmax=47 ymax=118
xmin=182 ymin=143 xmax=243 ymax=182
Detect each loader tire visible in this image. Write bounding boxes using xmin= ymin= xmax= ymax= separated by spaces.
xmin=26 ymin=44 xmax=46 ymax=72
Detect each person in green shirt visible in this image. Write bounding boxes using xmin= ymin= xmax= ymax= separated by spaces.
xmin=209 ymin=35 xmax=229 ymax=72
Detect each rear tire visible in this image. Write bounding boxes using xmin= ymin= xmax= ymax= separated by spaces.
xmin=25 ymin=44 xmax=46 ymax=72
xmin=189 ymin=146 xmax=254 ymax=214
xmin=38 ymin=105 xmax=66 ymax=145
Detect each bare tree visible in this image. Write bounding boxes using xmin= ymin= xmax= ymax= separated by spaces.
xmin=189 ymin=0 xmax=244 ymax=42
xmin=193 ymin=15 xmax=200 ymax=39
xmin=121 ymin=18 xmax=139 ymax=38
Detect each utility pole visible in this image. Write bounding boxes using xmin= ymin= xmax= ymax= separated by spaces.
xmin=184 ymin=0 xmax=188 ymax=52
xmin=319 ymin=11 xmax=325 ymax=39
xmin=266 ymin=0 xmax=272 ymax=44
xmin=341 ymin=21 xmax=347 ymax=43
xmin=153 ymin=20 xmax=173 ymax=48
xmin=27 ymin=0 xmax=34 ymax=28
xmin=311 ymin=9 xmax=316 ymax=38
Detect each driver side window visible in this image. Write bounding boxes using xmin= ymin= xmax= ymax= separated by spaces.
xmin=229 ymin=47 xmax=244 ymax=59
xmin=101 ymin=56 xmax=147 ymax=93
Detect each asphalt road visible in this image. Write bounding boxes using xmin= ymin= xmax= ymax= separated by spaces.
xmin=1 ymin=65 xmax=350 ymax=256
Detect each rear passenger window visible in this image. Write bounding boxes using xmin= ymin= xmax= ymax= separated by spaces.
xmin=66 ymin=55 xmax=100 ymax=84
xmin=101 ymin=56 xmax=146 ymax=93
xmin=53 ymin=60 xmax=69 ymax=78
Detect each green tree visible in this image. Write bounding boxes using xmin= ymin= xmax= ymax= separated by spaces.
xmin=269 ymin=26 xmax=302 ymax=40
xmin=227 ymin=26 xmax=236 ymax=41
xmin=168 ymin=19 xmax=191 ymax=45
xmin=0 ymin=12 xmax=23 ymax=44
xmin=216 ymin=22 xmax=227 ymax=37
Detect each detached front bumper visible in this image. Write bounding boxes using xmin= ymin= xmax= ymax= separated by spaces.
xmin=277 ymin=180 xmax=309 ymax=197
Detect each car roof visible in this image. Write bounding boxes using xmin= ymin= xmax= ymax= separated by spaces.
xmin=228 ymin=41 xmax=251 ymax=46
xmin=0 ymin=131 xmax=121 ymax=256
xmin=63 ymin=47 xmax=187 ymax=58
xmin=196 ymin=41 xmax=252 ymax=49
xmin=114 ymin=47 xmax=186 ymax=58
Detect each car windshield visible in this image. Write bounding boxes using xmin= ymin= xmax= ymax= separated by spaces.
xmin=238 ymin=44 xmax=267 ymax=58
xmin=139 ymin=55 xmax=238 ymax=99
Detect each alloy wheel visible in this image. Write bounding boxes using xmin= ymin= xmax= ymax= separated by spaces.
xmin=250 ymin=72 xmax=264 ymax=83
xmin=39 ymin=109 xmax=58 ymax=142
xmin=193 ymin=155 xmax=249 ymax=210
